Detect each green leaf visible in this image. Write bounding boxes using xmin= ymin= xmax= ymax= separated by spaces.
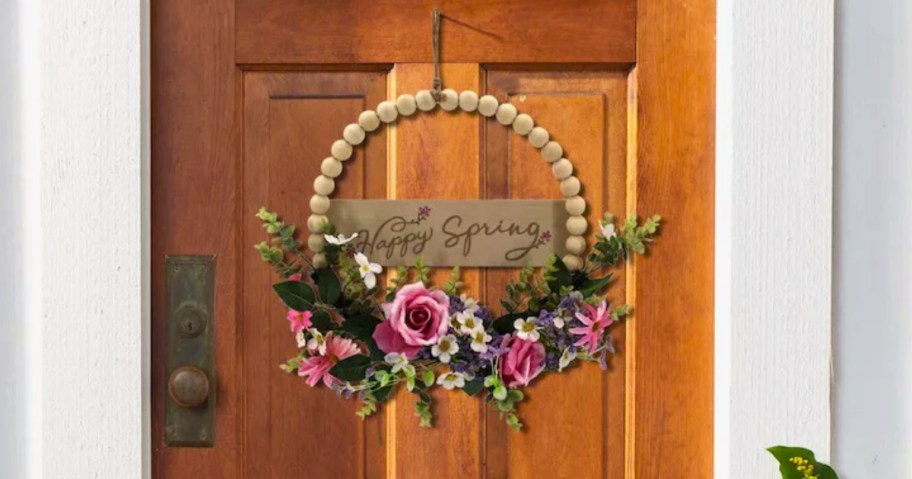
xmin=492 ymin=312 xmax=527 ymax=335
xmin=316 ymin=267 xmax=342 ymax=305
xmin=341 ymin=313 xmax=382 ymax=341
xmin=461 ymin=378 xmax=485 ymax=396
xmin=373 ymin=384 xmax=394 ymax=402
xmin=310 ymin=309 xmax=334 ymax=331
xmin=547 ymin=255 xmax=572 ymax=292
xmin=328 ymin=355 xmax=371 ymax=382
xmin=421 ymin=369 xmax=435 ymax=388
xmin=767 ymin=446 xmax=839 ymax=479
xmin=578 ymin=274 xmax=612 ymax=297
xmin=273 ymin=281 xmax=315 ymax=311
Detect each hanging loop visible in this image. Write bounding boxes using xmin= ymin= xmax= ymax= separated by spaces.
xmin=431 ymin=9 xmax=443 ymax=101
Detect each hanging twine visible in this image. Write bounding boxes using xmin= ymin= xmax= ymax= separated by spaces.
xmin=431 ymin=9 xmax=443 ymax=101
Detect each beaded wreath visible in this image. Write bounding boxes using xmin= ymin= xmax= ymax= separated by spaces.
xmin=254 ymin=89 xmax=661 ymax=430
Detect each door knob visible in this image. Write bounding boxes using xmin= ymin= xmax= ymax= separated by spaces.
xmin=168 ymin=366 xmax=210 ymax=408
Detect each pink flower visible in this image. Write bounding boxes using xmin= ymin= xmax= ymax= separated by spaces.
xmin=287 ymin=309 xmax=312 ymax=335
xmin=297 ymin=333 xmax=361 ymax=387
xmin=499 ymin=334 xmax=546 ymax=388
xmin=373 ymin=283 xmax=449 ymax=356
xmin=288 ymin=273 xmax=303 ymax=281
xmin=569 ymin=301 xmax=612 ymax=354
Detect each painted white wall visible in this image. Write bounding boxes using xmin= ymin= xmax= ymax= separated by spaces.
xmin=716 ymin=0 xmax=834 ymax=477
xmin=834 ymin=0 xmax=912 ymax=476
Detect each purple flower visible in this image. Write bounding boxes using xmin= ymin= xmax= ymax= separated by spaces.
xmin=448 ymin=294 xmax=465 ymax=314
xmin=418 ymin=206 xmax=431 ymax=218
xmin=545 ymin=351 xmax=560 ymax=371
xmin=539 ymin=230 xmax=552 ymax=243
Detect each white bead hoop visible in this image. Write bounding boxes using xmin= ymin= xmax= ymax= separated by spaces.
xmin=307 ymin=90 xmax=590 ymax=271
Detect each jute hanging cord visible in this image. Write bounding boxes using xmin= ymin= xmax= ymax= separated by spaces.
xmin=431 ymin=9 xmax=443 ymax=101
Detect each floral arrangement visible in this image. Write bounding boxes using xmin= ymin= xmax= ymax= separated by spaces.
xmin=254 ymin=207 xmax=660 ymax=430
xmin=768 ymin=446 xmax=839 ymax=479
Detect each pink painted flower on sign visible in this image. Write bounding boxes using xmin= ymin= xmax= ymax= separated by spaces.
xmin=297 ymin=333 xmax=361 ymax=387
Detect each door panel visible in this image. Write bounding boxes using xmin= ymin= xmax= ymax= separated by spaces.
xmin=152 ymin=1 xmax=715 ymax=477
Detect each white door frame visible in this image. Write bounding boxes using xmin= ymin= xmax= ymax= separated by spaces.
xmin=19 ymin=0 xmax=832 ymax=477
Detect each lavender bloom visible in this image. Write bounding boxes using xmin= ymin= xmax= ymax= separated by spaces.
xmin=537 ymin=309 xmax=557 ymax=327
xmin=474 ymin=306 xmax=492 ymax=324
xmin=364 ymin=367 xmax=376 ymax=378
xmin=598 ymin=349 xmax=609 ymax=371
xmin=544 ymin=351 xmax=560 ymax=371
xmin=448 ymin=294 xmax=465 ymax=314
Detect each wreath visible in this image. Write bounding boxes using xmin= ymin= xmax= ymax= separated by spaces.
xmin=254 ymin=89 xmax=661 ymax=430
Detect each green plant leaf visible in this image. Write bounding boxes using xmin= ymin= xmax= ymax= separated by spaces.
xmin=328 ymin=355 xmax=371 ymax=382
xmin=547 ymin=255 xmax=572 ymax=292
xmin=767 ymin=446 xmax=839 ymax=479
xmin=316 ymin=267 xmax=342 ymax=305
xmin=342 ymin=313 xmax=382 ymax=341
xmin=273 ymin=281 xmax=315 ymax=311
xmin=310 ymin=309 xmax=334 ymax=331
xmin=461 ymin=378 xmax=485 ymax=396
xmin=578 ymin=274 xmax=612 ymax=297
xmin=373 ymin=384 xmax=394 ymax=402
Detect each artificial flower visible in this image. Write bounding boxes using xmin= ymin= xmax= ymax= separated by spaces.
xmin=470 ymin=329 xmax=493 ymax=353
xmin=436 ymin=370 xmax=468 ymax=390
xmin=455 ymin=310 xmax=483 ymax=335
xmin=558 ymin=348 xmax=577 ymax=371
xmin=513 ymin=317 xmax=541 ymax=342
xmin=384 ymin=352 xmax=410 ymax=374
xmin=325 ymin=232 xmax=359 ymax=245
xmin=500 ymin=334 xmax=546 ymax=388
xmin=600 ymin=221 xmax=616 ymax=239
xmin=295 ymin=330 xmax=307 ymax=348
xmin=431 ymin=334 xmax=459 ymax=363
xmin=287 ymin=309 xmax=312 ymax=335
xmin=306 ymin=328 xmax=326 ymax=355
xmin=569 ymin=300 xmax=612 ymax=355
xmin=354 ymin=252 xmax=382 ymax=289
xmin=460 ymin=294 xmax=480 ymax=313
xmin=375 ymin=282 xmax=450 ymax=348
xmin=297 ymin=333 xmax=360 ymax=387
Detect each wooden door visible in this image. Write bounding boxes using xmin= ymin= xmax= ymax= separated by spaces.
xmin=152 ymin=1 xmax=714 ymax=478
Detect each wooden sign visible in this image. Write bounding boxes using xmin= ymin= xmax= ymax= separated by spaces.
xmin=327 ymin=200 xmax=569 ymax=266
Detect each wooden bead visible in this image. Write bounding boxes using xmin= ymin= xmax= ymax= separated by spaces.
xmin=307 ymin=214 xmax=328 ymax=233
xmin=358 ymin=110 xmax=380 ymax=132
xmin=321 ymin=157 xmax=343 ymax=178
xmin=331 ymin=139 xmax=352 ymax=161
xmin=439 ymin=89 xmax=459 ymax=111
xmin=565 ymin=196 xmax=586 ymax=216
xmin=308 ymin=234 xmax=326 ymax=253
xmin=495 ymin=103 xmax=518 ymax=125
xmin=343 ymin=123 xmax=365 ymax=145
xmin=313 ymin=175 xmax=335 ymax=196
xmin=566 ymin=216 xmax=588 ymax=235
xmin=562 ymin=254 xmax=583 ymax=271
xmin=477 ymin=95 xmax=499 ymax=117
xmin=310 ymin=194 xmax=330 ymax=214
xmin=416 ymin=90 xmax=437 ymax=111
xmin=560 ymin=176 xmax=581 ymax=197
xmin=396 ymin=94 xmax=417 ymax=116
xmin=551 ymin=158 xmax=573 ymax=180
xmin=312 ymin=253 xmax=328 ymax=269
xmin=528 ymin=127 xmax=550 ymax=148
xmin=565 ymin=235 xmax=587 ymax=255
xmin=458 ymin=90 xmax=479 ymax=111
xmin=512 ymin=114 xmax=534 ymax=136
xmin=377 ymin=101 xmax=398 ymax=123
xmin=541 ymin=141 xmax=563 ymax=163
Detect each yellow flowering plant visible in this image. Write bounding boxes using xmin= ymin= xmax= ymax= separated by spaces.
xmin=768 ymin=446 xmax=838 ymax=479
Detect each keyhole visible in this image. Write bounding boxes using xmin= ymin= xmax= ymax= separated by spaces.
xmin=177 ymin=307 xmax=206 ymax=338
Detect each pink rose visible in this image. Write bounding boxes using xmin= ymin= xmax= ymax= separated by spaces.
xmin=373 ymin=283 xmax=450 ymax=357
xmin=499 ymin=334 xmax=546 ymax=388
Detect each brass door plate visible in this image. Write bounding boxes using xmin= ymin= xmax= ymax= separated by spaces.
xmin=165 ymin=255 xmax=216 ymax=447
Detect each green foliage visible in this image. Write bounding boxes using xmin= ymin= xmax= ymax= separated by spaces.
xmin=310 ymin=309 xmax=335 ymax=331
xmin=587 ymin=213 xmax=661 ymax=270
xmin=340 ymin=313 xmax=381 ymax=341
xmin=315 ymin=267 xmax=342 ymax=305
xmin=443 ymin=266 xmax=464 ymax=296
xmin=413 ymin=256 xmax=431 ymax=285
xmin=328 ymin=355 xmax=371 ymax=382
xmin=254 ymin=207 xmax=308 ymax=277
xmin=461 ymin=377 xmax=485 ymax=396
xmin=502 ymin=265 xmax=551 ymax=314
xmin=414 ymin=391 xmax=433 ymax=428
xmin=385 ymin=265 xmax=410 ymax=302
xmin=273 ymin=281 xmax=315 ymax=312
xmin=768 ymin=446 xmax=839 ymax=479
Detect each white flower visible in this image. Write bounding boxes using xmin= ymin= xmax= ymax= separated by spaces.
xmin=558 ymin=348 xmax=577 ymax=371
xmin=324 ymin=233 xmax=359 ymax=245
xmin=436 ymin=370 xmax=467 ymax=390
xmin=600 ymin=221 xmax=616 ymax=239
xmin=354 ymin=252 xmax=382 ymax=289
xmin=513 ymin=317 xmax=541 ymax=342
xmin=470 ymin=329 xmax=493 ymax=353
xmin=431 ymin=334 xmax=459 ymax=363
xmin=306 ymin=328 xmax=326 ymax=355
xmin=384 ymin=352 xmax=410 ymax=374
xmin=553 ymin=314 xmax=566 ymax=329
xmin=295 ymin=330 xmax=307 ymax=348
xmin=455 ymin=310 xmax=483 ymax=335
xmin=460 ymin=294 xmax=480 ymax=313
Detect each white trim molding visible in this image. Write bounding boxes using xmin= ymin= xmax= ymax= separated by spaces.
xmin=716 ymin=0 xmax=834 ymax=477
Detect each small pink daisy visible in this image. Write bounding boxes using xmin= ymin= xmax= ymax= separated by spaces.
xmin=297 ymin=333 xmax=361 ymax=387
xmin=286 ymin=309 xmax=312 ymax=335
xmin=569 ymin=301 xmax=612 ymax=355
